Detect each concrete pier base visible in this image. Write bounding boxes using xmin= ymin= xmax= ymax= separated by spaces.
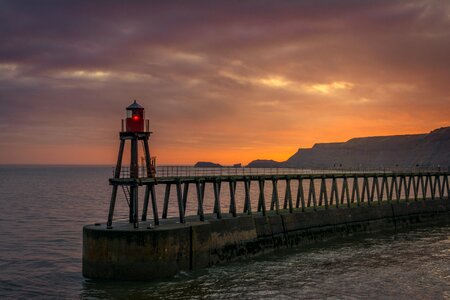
xmin=83 ymin=198 xmax=450 ymax=280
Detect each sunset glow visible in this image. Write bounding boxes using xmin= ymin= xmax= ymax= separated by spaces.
xmin=0 ymin=1 xmax=449 ymax=165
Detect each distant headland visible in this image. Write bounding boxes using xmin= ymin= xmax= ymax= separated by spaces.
xmin=196 ymin=127 xmax=450 ymax=169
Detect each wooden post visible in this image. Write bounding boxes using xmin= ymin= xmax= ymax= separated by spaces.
xmin=150 ymin=184 xmax=159 ymax=225
xmin=162 ymin=184 xmax=171 ymax=219
xmin=330 ymin=176 xmax=339 ymax=208
xmin=371 ymin=176 xmax=381 ymax=205
xmin=398 ymin=176 xmax=405 ymax=202
xmin=308 ymin=177 xmax=317 ymax=211
xmin=130 ymin=137 xmax=139 ymax=227
xmin=296 ymin=177 xmax=306 ymax=211
xmin=319 ymin=176 xmax=328 ymax=209
xmin=195 ymin=180 xmax=205 ymax=221
xmin=141 ymin=185 xmax=150 ymax=221
xmin=429 ymin=174 xmax=436 ymax=200
xmin=258 ymin=179 xmax=267 ymax=216
xmin=244 ymin=178 xmax=252 ymax=215
xmin=182 ymin=182 xmax=189 ymax=213
xmin=420 ymin=175 xmax=429 ymax=200
xmin=143 ymin=138 xmax=152 ymax=177
xmin=107 ymin=185 xmax=118 ymax=228
xmin=213 ymin=180 xmax=222 ymax=219
xmin=229 ymin=180 xmax=237 ymax=217
xmin=405 ymin=176 xmax=412 ymax=202
xmin=107 ymin=139 xmax=125 ymax=228
xmin=176 ymin=181 xmax=185 ymax=223
xmin=341 ymin=176 xmax=350 ymax=207
xmin=394 ymin=176 xmax=400 ymax=202
xmin=271 ymin=178 xmax=280 ymax=214
xmin=434 ymin=175 xmax=442 ymax=199
xmin=388 ymin=176 xmax=395 ymax=202
xmin=361 ymin=176 xmax=370 ymax=206
xmin=380 ymin=175 xmax=388 ymax=203
xmin=284 ymin=177 xmax=293 ymax=213
xmin=412 ymin=175 xmax=419 ymax=201
xmin=351 ymin=177 xmax=360 ymax=206
xmin=442 ymin=175 xmax=449 ymax=199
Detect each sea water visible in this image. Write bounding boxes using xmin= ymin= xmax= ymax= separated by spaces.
xmin=0 ymin=166 xmax=449 ymax=299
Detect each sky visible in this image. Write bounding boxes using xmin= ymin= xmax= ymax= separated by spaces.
xmin=0 ymin=0 xmax=449 ymax=165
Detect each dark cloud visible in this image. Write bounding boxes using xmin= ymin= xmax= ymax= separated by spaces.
xmin=0 ymin=0 xmax=449 ymax=164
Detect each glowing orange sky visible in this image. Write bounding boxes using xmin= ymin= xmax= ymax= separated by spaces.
xmin=0 ymin=1 xmax=449 ymax=165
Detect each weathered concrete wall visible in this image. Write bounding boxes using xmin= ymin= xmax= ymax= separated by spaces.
xmin=83 ymin=198 xmax=450 ymax=280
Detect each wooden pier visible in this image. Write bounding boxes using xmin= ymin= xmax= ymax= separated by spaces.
xmin=107 ymin=168 xmax=449 ymax=228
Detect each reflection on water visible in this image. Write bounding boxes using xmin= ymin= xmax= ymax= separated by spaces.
xmin=0 ymin=166 xmax=449 ymax=299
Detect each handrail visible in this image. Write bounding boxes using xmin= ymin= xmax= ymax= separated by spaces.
xmin=112 ymin=165 xmax=449 ymax=179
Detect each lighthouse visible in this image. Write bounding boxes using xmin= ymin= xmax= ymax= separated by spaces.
xmin=107 ymin=100 xmax=157 ymax=229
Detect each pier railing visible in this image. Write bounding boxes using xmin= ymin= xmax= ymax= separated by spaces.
xmin=113 ymin=165 xmax=449 ymax=179
xmin=107 ymin=169 xmax=450 ymax=228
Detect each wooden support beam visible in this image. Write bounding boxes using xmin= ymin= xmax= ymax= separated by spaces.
xmin=162 ymin=183 xmax=171 ymax=219
xmin=107 ymin=139 xmax=126 ymax=228
xmin=429 ymin=175 xmax=435 ymax=200
xmin=412 ymin=175 xmax=419 ymax=201
xmin=308 ymin=177 xmax=317 ymax=211
xmin=213 ymin=180 xmax=222 ymax=219
xmin=361 ymin=176 xmax=370 ymax=205
xmin=258 ymin=179 xmax=267 ymax=216
xmin=229 ymin=180 xmax=237 ymax=217
xmin=380 ymin=176 xmax=388 ymax=203
xmin=296 ymin=178 xmax=306 ymax=211
xmin=434 ymin=175 xmax=442 ymax=199
xmin=176 ymin=181 xmax=185 ymax=223
xmin=150 ymin=184 xmax=159 ymax=225
xmin=421 ymin=175 xmax=429 ymax=200
xmin=107 ymin=185 xmax=118 ymax=228
xmin=442 ymin=175 xmax=449 ymax=199
xmin=129 ymin=138 xmax=139 ymax=227
xmin=244 ymin=178 xmax=252 ymax=215
xmin=330 ymin=177 xmax=339 ymax=208
xmin=319 ymin=177 xmax=328 ymax=209
xmin=114 ymin=139 xmax=125 ymax=178
xmin=141 ymin=185 xmax=150 ymax=221
xmin=351 ymin=177 xmax=360 ymax=206
xmin=405 ymin=176 xmax=412 ymax=202
xmin=371 ymin=176 xmax=381 ymax=205
xmin=271 ymin=178 xmax=280 ymax=214
xmin=143 ymin=139 xmax=152 ymax=177
xmin=182 ymin=182 xmax=189 ymax=213
xmin=389 ymin=176 xmax=399 ymax=203
xmin=284 ymin=178 xmax=293 ymax=213
xmin=195 ymin=180 xmax=205 ymax=221
xmin=341 ymin=176 xmax=350 ymax=207
xmin=398 ymin=176 xmax=405 ymax=202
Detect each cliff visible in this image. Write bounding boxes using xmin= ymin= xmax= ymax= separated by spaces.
xmin=248 ymin=127 xmax=450 ymax=169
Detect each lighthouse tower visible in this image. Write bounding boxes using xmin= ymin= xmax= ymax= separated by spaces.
xmin=107 ymin=100 xmax=157 ymax=229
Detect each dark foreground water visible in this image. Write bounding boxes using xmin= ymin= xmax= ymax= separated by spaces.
xmin=0 ymin=166 xmax=449 ymax=299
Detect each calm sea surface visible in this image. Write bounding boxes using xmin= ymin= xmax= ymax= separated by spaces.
xmin=0 ymin=166 xmax=449 ymax=299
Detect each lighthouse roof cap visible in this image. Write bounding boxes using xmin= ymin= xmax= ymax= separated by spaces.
xmin=127 ymin=100 xmax=144 ymax=110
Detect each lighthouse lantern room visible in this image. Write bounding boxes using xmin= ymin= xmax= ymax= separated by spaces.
xmin=125 ymin=100 xmax=145 ymax=132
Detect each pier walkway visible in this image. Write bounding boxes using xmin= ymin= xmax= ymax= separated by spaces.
xmin=107 ymin=167 xmax=449 ymax=227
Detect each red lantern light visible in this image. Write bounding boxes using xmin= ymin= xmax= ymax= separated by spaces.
xmin=132 ymin=115 xmax=139 ymax=121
